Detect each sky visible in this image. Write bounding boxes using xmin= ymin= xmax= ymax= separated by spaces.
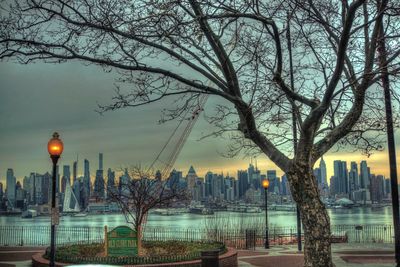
xmin=0 ymin=61 xmax=400 ymax=186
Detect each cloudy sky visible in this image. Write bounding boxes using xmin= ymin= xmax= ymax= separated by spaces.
xmin=0 ymin=61 xmax=399 ymax=186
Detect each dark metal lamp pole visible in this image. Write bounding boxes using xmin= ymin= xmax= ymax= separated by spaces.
xmin=262 ymin=179 xmax=270 ymax=249
xmin=376 ymin=22 xmax=400 ymax=266
xmin=47 ymin=132 xmax=63 ymax=267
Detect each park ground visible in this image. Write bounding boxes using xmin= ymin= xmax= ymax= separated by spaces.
xmin=0 ymin=243 xmax=396 ymax=267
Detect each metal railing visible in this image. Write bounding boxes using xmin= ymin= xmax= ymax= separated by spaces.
xmin=0 ymin=224 xmax=395 ymax=248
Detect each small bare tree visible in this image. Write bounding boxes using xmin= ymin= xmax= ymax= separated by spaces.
xmin=107 ymin=166 xmax=189 ymax=253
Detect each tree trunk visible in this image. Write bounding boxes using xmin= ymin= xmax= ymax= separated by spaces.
xmin=287 ymin=162 xmax=333 ymax=267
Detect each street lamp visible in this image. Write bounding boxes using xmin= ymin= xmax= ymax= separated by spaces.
xmin=262 ymin=179 xmax=270 ymax=249
xmin=47 ymin=132 xmax=63 ymax=267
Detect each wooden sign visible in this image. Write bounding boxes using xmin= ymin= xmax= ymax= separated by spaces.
xmin=105 ymin=226 xmax=138 ymax=256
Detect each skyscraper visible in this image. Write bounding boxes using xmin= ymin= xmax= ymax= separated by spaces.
xmin=186 ymin=166 xmax=197 ymax=189
xmin=348 ymin=162 xmax=359 ymax=199
xmin=333 ymin=160 xmax=348 ymax=195
xmin=6 ymin=168 xmax=16 ymax=208
xmin=267 ymin=170 xmax=278 ymax=194
xmin=238 ymin=170 xmax=249 ymax=198
xmin=360 ymin=161 xmax=370 ymax=189
xmin=73 ymin=161 xmax=78 ymax=183
xmin=319 ymin=157 xmax=327 ymax=186
xmin=82 ymin=159 xmax=91 ymax=207
xmin=205 ymin=171 xmax=214 ymax=197
xmin=93 ymin=153 xmax=105 ymax=199
xmin=106 ymin=168 xmax=116 ymax=200
xmin=61 ymin=165 xmax=71 ymax=194
xmin=99 ymin=153 xmax=103 ymax=171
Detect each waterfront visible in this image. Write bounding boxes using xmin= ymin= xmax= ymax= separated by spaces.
xmin=0 ymin=206 xmax=394 ymax=229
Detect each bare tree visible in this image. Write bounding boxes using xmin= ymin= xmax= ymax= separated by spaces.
xmin=108 ymin=166 xmax=188 ymax=253
xmin=1 ymin=0 xmax=400 ymax=266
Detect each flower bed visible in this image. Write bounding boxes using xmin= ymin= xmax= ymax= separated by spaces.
xmin=43 ymin=240 xmax=226 ymax=265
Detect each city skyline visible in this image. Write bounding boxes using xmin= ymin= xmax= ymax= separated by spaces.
xmin=0 ymin=153 xmax=394 ymax=188
xmin=1 ymin=62 xmax=399 ymax=186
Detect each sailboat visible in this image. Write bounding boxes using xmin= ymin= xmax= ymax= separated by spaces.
xmin=63 ymin=182 xmax=81 ymax=213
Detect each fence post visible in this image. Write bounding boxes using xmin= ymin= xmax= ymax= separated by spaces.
xmin=104 ymin=226 xmax=108 ymax=257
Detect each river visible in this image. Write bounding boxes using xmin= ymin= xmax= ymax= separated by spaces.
xmin=0 ymin=206 xmax=394 ymax=229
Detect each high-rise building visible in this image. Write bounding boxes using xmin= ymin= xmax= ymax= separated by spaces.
xmin=238 ymin=170 xmax=249 ymax=198
xmin=93 ymin=153 xmax=105 ymax=200
xmin=73 ymin=161 xmax=78 ymax=183
xmin=82 ymin=159 xmax=91 ymax=208
xmin=319 ymin=157 xmax=327 ymax=186
xmin=0 ymin=182 xmax=3 ymax=202
xmin=167 ymin=169 xmax=182 ymax=189
xmin=348 ymin=162 xmax=359 ymax=199
xmin=186 ymin=166 xmax=197 ymax=189
xmin=106 ymin=168 xmax=116 ymax=199
xmin=61 ymin=165 xmax=71 ymax=194
xmin=371 ymin=174 xmax=384 ymax=203
xmin=267 ymin=170 xmax=278 ymax=194
xmin=205 ymin=171 xmax=214 ymax=197
xmin=96 ymin=155 xmax=102 ymax=174
xmin=119 ymin=168 xmax=131 ymax=196
xmin=6 ymin=168 xmax=16 ymax=208
xmin=360 ymin=161 xmax=370 ymax=189
xmin=94 ymin=170 xmax=105 ymax=199
xmin=333 ymin=160 xmax=348 ymax=195
xmin=28 ymin=173 xmax=36 ymax=204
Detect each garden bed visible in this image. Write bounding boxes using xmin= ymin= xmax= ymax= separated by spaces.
xmin=43 ymin=240 xmax=226 ymax=265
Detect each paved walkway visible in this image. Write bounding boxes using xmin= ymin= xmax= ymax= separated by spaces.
xmin=0 ymin=244 xmax=396 ymax=267
xmin=0 ymin=247 xmax=43 ymax=267
xmin=238 ymin=243 xmax=396 ymax=267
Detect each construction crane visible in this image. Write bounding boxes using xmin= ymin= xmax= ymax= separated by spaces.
xmin=148 ymin=93 xmax=208 ymax=179
xmin=147 ymin=24 xmax=243 ymax=180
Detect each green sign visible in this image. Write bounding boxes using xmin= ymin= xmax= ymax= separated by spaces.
xmin=107 ymin=226 xmax=138 ymax=256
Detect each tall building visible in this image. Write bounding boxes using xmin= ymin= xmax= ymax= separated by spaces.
xmin=93 ymin=153 xmax=105 ymax=200
xmin=6 ymin=168 xmax=16 ymax=208
xmin=99 ymin=153 xmax=103 ymax=171
xmin=0 ymin=182 xmax=3 ymax=202
xmin=371 ymin=174 xmax=384 ymax=203
xmin=94 ymin=170 xmax=105 ymax=199
xmin=267 ymin=170 xmax=279 ymax=194
xmin=319 ymin=157 xmax=327 ymax=186
xmin=106 ymin=168 xmax=116 ymax=199
xmin=238 ymin=170 xmax=249 ymax=198
xmin=82 ymin=159 xmax=91 ymax=208
xmin=73 ymin=161 xmax=78 ymax=183
xmin=167 ymin=169 xmax=182 ymax=189
xmin=186 ymin=166 xmax=197 ymax=189
xmin=61 ymin=165 xmax=71 ymax=194
xmin=348 ymin=162 xmax=359 ymax=199
xmin=205 ymin=171 xmax=214 ymax=197
xmin=119 ymin=168 xmax=131 ymax=196
xmin=333 ymin=160 xmax=348 ymax=195
xmin=28 ymin=173 xmax=36 ymax=204
xmin=360 ymin=161 xmax=370 ymax=189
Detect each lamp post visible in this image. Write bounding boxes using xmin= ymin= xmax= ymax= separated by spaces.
xmin=47 ymin=132 xmax=63 ymax=267
xmin=262 ymin=179 xmax=270 ymax=249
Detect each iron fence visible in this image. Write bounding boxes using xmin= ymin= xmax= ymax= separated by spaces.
xmin=0 ymin=224 xmax=395 ymax=248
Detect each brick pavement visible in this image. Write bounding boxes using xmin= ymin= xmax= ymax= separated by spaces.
xmin=0 ymin=244 xmax=397 ymax=267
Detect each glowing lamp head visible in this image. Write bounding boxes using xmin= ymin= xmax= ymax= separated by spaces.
xmin=47 ymin=132 xmax=64 ymax=157
xmin=262 ymin=179 xmax=270 ymax=189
